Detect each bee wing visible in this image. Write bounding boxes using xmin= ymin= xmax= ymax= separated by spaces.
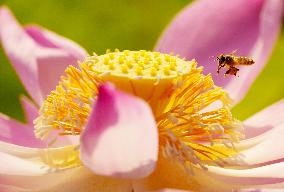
xmin=229 ymin=49 xmax=238 ymax=55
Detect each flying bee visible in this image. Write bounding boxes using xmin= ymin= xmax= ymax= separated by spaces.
xmin=216 ymin=53 xmax=255 ymax=76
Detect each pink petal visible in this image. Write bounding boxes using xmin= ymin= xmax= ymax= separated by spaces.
xmin=225 ymin=0 xmax=283 ymax=104
xmin=25 ymin=25 xmax=88 ymax=98
xmin=36 ymin=48 xmax=83 ymax=98
xmin=147 ymin=189 xmax=193 ymax=192
xmin=240 ymin=188 xmax=284 ymax=192
xmin=243 ymin=99 xmax=284 ymax=138
xmin=205 ymin=162 xmax=284 ymax=186
xmin=200 ymin=125 xmax=284 ymax=187
xmin=20 ymin=95 xmax=38 ymax=125
xmin=0 ymin=143 xmax=132 ymax=191
xmin=155 ymin=0 xmax=283 ymax=104
xmin=0 ymin=114 xmax=45 ymax=148
xmin=0 ymin=7 xmax=88 ymax=105
xmin=25 ymin=25 xmax=87 ymax=60
xmin=0 ymin=101 xmax=75 ymax=148
xmin=236 ymin=123 xmax=284 ymax=166
xmin=0 ymin=166 xmax=132 ymax=192
xmin=0 ymin=184 xmax=26 ymax=192
xmin=80 ymin=84 xmax=158 ymax=178
xmin=0 ymin=151 xmax=45 ymax=176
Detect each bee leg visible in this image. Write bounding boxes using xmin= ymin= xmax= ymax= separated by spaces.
xmin=217 ymin=67 xmax=220 ymax=74
xmin=217 ymin=63 xmax=225 ymax=74
xmin=233 ymin=68 xmax=239 ymax=76
xmin=224 ymin=69 xmax=231 ymax=77
xmin=217 ymin=65 xmax=221 ymax=73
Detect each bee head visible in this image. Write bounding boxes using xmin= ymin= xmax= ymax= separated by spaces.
xmin=217 ymin=54 xmax=226 ymax=64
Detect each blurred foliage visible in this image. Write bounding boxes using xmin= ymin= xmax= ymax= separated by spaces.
xmin=0 ymin=0 xmax=283 ymax=122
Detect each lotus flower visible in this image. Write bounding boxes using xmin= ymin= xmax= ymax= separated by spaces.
xmin=0 ymin=0 xmax=283 ymax=191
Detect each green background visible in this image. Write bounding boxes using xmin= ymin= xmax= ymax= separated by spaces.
xmin=0 ymin=0 xmax=283 ymax=122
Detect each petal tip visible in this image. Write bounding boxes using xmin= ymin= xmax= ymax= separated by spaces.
xmin=0 ymin=6 xmax=14 ymax=22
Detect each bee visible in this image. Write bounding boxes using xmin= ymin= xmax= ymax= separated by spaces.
xmin=216 ymin=52 xmax=255 ymax=76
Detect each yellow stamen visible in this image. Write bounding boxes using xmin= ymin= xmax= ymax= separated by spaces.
xmin=34 ymin=50 xmax=242 ymax=172
xmin=157 ymin=71 xmax=242 ymax=169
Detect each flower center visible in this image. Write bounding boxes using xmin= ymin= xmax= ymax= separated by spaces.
xmin=34 ymin=50 xmax=194 ymax=139
xmin=34 ymin=50 xmax=242 ymax=171
xmin=88 ymin=50 xmax=194 ymax=111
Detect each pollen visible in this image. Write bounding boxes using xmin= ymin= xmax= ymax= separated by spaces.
xmin=34 ymin=50 xmax=243 ymax=172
